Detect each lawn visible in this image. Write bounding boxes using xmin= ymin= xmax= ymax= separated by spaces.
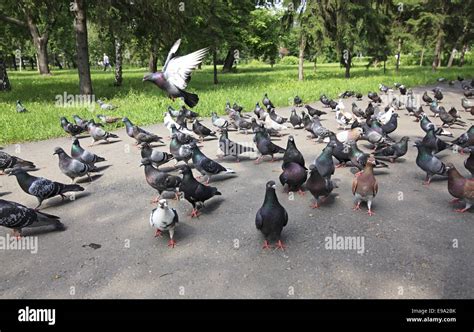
xmin=0 ymin=62 xmax=473 ymax=144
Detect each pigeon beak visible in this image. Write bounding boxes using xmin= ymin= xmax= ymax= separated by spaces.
xmin=271 ymin=184 xmax=276 ymax=189
xmin=139 ymin=163 xmax=144 ymax=167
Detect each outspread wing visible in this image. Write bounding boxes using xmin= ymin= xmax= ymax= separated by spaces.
xmin=163 ymin=39 xmax=182 ymax=73
xmin=164 ymin=47 xmax=209 ymax=90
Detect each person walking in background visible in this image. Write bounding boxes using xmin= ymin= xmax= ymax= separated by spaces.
xmin=103 ymin=53 xmax=111 ymax=71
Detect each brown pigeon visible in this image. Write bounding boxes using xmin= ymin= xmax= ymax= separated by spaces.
xmin=446 ymin=163 xmax=474 ymax=213
xmin=352 ymin=155 xmax=378 ymax=216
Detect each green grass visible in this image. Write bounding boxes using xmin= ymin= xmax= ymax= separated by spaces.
xmin=0 ymin=62 xmax=473 ymax=144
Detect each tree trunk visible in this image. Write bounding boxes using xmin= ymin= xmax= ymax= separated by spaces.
xmin=222 ymin=48 xmax=236 ymax=72
xmin=73 ymin=0 xmax=93 ymax=95
xmin=0 ymin=57 xmax=12 ymax=91
xmin=30 ymin=57 xmax=35 ymax=70
xmin=447 ymin=47 xmax=456 ymax=68
xmin=12 ymin=54 xmax=17 ymax=71
xmin=344 ymin=50 xmax=351 ymax=78
xmin=459 ymin=43 xmax=467 ymax=67
xmin=395 ymin=38 xmax=401 ymax=72
xmin=432 ymin=30 xmax=443 ymax=70
xmin=148 ymin=42 xmax=158 ymax=73
xmin=313 ymin=56 xmax=317 ymax=71
xmin=298 ymin=34 xmax=306 ymax=81
xmin=114 ymin=36 xmax=123 ymax=86
xmin=419 ymin=48 xmax=425 ymax=67
xmin=213 ymin=48 xmax=218 ymax=85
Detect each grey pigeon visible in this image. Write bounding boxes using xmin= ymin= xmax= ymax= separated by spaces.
xmin=313 ymin=144 xmax=335 ymax=179
xmin=255 ymin=181 xmax=288 ymax=250
xmin=306 ymin=164 xmax=335 ymax=208
xmin=140 ymin=158 xmax=181 ymax=202
xmin=192 ymin=119 xmax=216 ymax=141
xmin=87 ymin=122 xmax=119 ymax=146
xmin=140 ymin=143 xmax=174 ymax=169
xmin=169 ymin=134 xmax=193 ymax=164
xmin=0 ymin=151 xmax=35 ymax=173
xmin=16 ymin=100 xmax=27 ymax=113
xmin=8 ymin=168 xmax=84 ymax=209
xmin=414 ymin=140 xmax=447 ymax=185
xmin=211 ymin=112 xmax=229 ymax=130
xmin=143 ymin=39 xmax=208 ymax=107
xmin=262 ymin=93 xmax=275 ymax=109
xmin=178 ymin=165 xmax=222 ymax=218
xmin=374 ymin=136 xmax=409 ymax=162
xmin=53 ymin=147 xmax=98 ymax=182
xmin=0 ymin=199 xmax=64 ymax=237
xmin=289 ymin=109 xmax=303 ymax=128
xmin=253 ymin=130 xmax=286 ymax=163
xmin=60 ymin=117 xmax=83 ymax=137
xmin=97 ymin=99 xmax=117 ymax=110
xmin=149 ymin=199 xmax=179 ymax=248
xmin=218 ymin=129 xmax=255 ymax=161
xmin=190 ymin=143 xmax=235 ymax=184
xmin=71 ymin=138 xmax=106 ymax=166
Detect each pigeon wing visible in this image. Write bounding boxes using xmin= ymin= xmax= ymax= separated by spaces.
xmin=162 ymin=39 xmax=181 ymax=73
xmin=164 ymin=47 xmax=209 ymax=90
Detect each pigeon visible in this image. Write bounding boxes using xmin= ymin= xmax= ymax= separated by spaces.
xmin=351 ymin=103 xmax=366 ymax=119
xmin=329 ymin=99 xmax=338 ymax=109
xmin=326 ymin=132 xmax=351 ymax=167
xmin=143 ymin=39 xmax=208 ymax=107
xmin=335 ymin=107 xmax=354 ymax=130
xmin=422 ymin=91 xmax=433 ymax=105
xmin=307 ymin=116 xmax=331 ymax=141
xmin=339 ymin=90 xmax=355 ymax=98
xmin=254 ymin=130 xmax=286 ymax=163
xmin=53 ymin=147 xmax=98 ymax=182
xmin=0 ymin=151 xmax=36 ymax=174
xmin=377 ymin=107 xmax=394 ymax=125
xmin=374 ymin=136 xmax=409 ymax=162
xmin=429 ymin=101 xmax=441 ymax=117
xmin=132 ymin=125 xmax=164 ymax=145
xmin=140 ymin=143 xmax=174 ymax=168
xmin=352 ymin=155 xmax=378 ymax=216
xmin=254 ymin=102 xmax=266 ymax=119
xmin=407 ymin=106 xmax=424 ymax=122
xmin=279 ymin=162 xmax=307 ymax=195
xmin=420 ymin=114 xmax=453 ymax=137
xmin=355 ymin=92 xmax=363 ymax=100
xmin=452 ymin=126 xmax=474 ymax=148
xmin=218 ymin=129 xmax=254 ymax=162
xmin=414 ymin=140 xmax=447 ymax=185
xmin=211 ymin=112 xmax=229 ymax=130
xmin=361 ymin=122 xmax=386 ymax=145
xmin=304 ymin=105 xmax=326 ymax=117
xmin=71 ymin=138 xmax=106 ymax=167
xmin=7 ymin=168 xmax=84 ymax=209
xmin=225 ymin=101 xmax=239 ymax=120
xmin=87 ymin=122 xmax=119 ymax=146
xmin=335 ymin=127 xmax=364 ymax=144
xmin=282 ymin=135 xmax=305 ymax=169
xmin=149 ymin=199 xmax=179 ymax=248
xmin=255 ymin=180 xmax=288 ymax=250
xmin=439 ymin=107 xmax=466 ymax=128
xmin=0 ymin=199 xmax=64 ymax=237
xmin=170 ymin=124 xmax=197 ymax=145
xmin=164 ymin=112 xmax=195 ymax=136
xmin=251 ymin=118 xmax=282 ymax=137
xmin=167 ymin=106 xmax=181 ymax=117
xmin=314 ymin=143 xmax=335 ymax=179
xmin=320 ymin=94 xmax=331 ymax=107
xmin=178 ymin=165 xmax=222 ymax=218
xmin=122 ymin=117 xmax=137 ymax=139
xmin=365 ymin=102 xmax=375 ymax=118
xmin=306 ymin=164 xmax=335 ymax=208
xmin=379 ymin=83 xmax=390 ymax=94
xmin=464 ymin=90 xmax=473 ymax=99
xmin=232 ymin=102 xmax=244 ymax=114
xmin=381 ymin=113 xmax=399 ymax=135
xmin=263 ymin=113 xmax=287 ymax=131
xmin=462 ymin=81 xmax=472 ymax=90
xmin=60 ymin=117 xmax=84 ymax=137
xmin=140 ymin=158 xmax=181 ymax=202
xmin=192 ymin=119 xmax=216 ymax=141
xmin=421 ymin=129 xmax=452 ymax=154
xmin=368 ymin=92 xmax=382 ymax=104
xmin=294 ymin=96 xmax=303 ymax=106
xmin=446 ymin=163 xmax=473 ymax=213
xmin=169 ymin=134 xmax=193 ymax=165
xmin=234 ymin=112 xmax=252 ymax=134
xmin=72 ymin=115 xmax=90 ymax=131
xmin=97 ymin=99 xmax=117 ymax=110
xmin=349 ymin=141 xmax=388 ymax=172
xmin=399 ymin=85 xmax=407 ymax=95
xmin=262 ymin=93 xmax=275 ymax=109
xmin=437 ymin=77 xmax=447 ymax=82
xmin=268 ymin=108 xmax=287 ymax=124
xmin=96 ymin=114 xmax=120 ymax=124
xmin=462 ymin=147 xmax=474 ymax=176
xmin=289 ymin=109 xmax=303 ymax=128
xmin=458 ymin=76 xmax=464 ymax=82
xmin=180 ymin=105 xmax=200 ymax=119
xmin=16 ymin=100 xmax=27 ymax=113
xmin=461 ymin=98 xmax=474 ymax=114
xmin=433 ymin=89 xmax=443 ymax=102
xmin=190 ymin=143 xmax=235 ymax=184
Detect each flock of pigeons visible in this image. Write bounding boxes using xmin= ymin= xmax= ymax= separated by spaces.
xmin=0 ymin=39 xmax=473 ymax=250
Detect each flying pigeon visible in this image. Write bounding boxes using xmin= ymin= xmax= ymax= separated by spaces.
xmin=255 ymin=181 xmax=288 ymax=250
xmin=7 ymin=168 xmax=84 ymax=209
xmin=143 ymin=39 xmax=208 ymax=107
xmin=150 ymin=199 xmax=179 ymax=248
xmin=0 ymin=199 xmax=64 ymax=237
xmin=178 ymin=165 xmax=221 ymax=218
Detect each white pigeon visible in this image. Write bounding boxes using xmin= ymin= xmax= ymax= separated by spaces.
xmin=164 ymin=112 xmax=194 ymax=136
xmin=336 ymin=99 xmax=345 ymax=111
xmin=335 ymin=106 xmax=354 ymax=130
xmin=97 ymin=99 xmax=117 ymax=110
xmin=149 ymin=199 xmax=179 ymax=248
xmin=263 ymin=113 xmax=287 ymax=131
xmin=331 ymin=127 xmax=364 ymax=143
xmin=378 ymin=107 xmax=394 ymax=125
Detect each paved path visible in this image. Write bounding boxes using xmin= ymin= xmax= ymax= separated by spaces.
xmin=0 ymin=82 xmax=473 ymax=299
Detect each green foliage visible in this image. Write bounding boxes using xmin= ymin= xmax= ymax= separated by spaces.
xmin=279 ymin=55 xmax=299 ymax=65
